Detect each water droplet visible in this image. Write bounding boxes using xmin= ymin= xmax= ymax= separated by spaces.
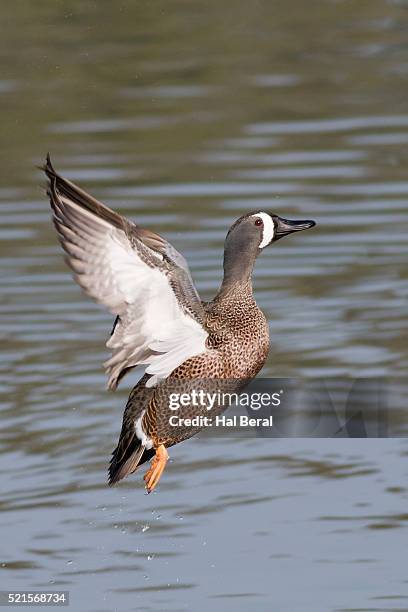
xmin=143 ymin=575 xmax=149 ymax=581
xmin=66 ymin=560 xmax=73 ymax=565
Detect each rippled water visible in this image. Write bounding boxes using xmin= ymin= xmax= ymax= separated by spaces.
xmin=1 ymin=1 xmax=408 ymax=610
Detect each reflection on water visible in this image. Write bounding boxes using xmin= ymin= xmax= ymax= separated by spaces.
xmin=0 ymin=0 xmax=408 ymax=610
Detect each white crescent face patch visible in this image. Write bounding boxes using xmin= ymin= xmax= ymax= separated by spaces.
xmin=252 ymin=212 xmax=275 ymax=248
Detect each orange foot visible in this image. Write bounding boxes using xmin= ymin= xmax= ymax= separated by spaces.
xmin=144 ymin=445 xmax=169 ymax=493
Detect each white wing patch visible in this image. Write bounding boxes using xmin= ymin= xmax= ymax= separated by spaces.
xmin=253 ymin=212 xmax=274 ymax=248
xmin=105 ymin=261 xmax=208 ymax=389
xmin=51 ymin=191 xmax=208 ymax=389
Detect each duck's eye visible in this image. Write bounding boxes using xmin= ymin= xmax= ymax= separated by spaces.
xmin=254 ymin=218 xmax=263 ymax=227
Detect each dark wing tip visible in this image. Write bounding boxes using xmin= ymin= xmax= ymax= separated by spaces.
xmin=36 ymin=153 xmax=55 ymax=176
xmin=42 ymin=154 xmax=59 ymax=209
xmin=42 ymin=152 xmax=57 ymax=177
xmin=45 ymin=152 xmax=53 ymax=172
xmin=42 ymin=155 xmax=128 ymax=231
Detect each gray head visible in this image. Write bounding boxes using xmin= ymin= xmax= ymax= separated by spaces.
xmin=222 ymin=211 xmax=316 ymax=287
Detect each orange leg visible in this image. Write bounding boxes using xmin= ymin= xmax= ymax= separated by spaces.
xmin=144 ymin=445 xmax=169 ymax=493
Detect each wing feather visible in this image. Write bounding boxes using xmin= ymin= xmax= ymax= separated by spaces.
xmin=44 ymin=155 xmax=208 ymax=389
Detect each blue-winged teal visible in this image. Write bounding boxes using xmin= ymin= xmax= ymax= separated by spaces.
xmin=44 ymin=154 xmax=315 ymax=492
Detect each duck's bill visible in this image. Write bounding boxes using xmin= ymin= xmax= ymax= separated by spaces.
xmin=274 ymin=216 xmax=316 ymax=241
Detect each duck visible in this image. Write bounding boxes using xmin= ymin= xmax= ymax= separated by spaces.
xmin=44 ymin=154 xmax=315 ymax=493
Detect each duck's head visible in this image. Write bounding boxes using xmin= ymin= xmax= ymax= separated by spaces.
xmin=225 ymin=211 xmax=316 ymax=252
xmin=222 ymin=211 xmax=316 ymax=287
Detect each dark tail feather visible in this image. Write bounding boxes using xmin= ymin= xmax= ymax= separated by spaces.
xmin=108 ymin=442 xmax=146 ymax=486
xmin=108 ymin=437 xmax=156 ymax=486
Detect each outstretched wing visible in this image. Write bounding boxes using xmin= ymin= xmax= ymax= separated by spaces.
xmin=44 ymin=154 xmax=208 ymax=389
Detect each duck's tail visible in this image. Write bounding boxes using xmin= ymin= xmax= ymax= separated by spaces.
xmin=108 ymin=442 xmax=150 ymax=486
xmin=108 ymin=423 xmax=155 ymax=486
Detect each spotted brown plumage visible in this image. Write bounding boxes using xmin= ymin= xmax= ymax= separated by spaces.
xmin=44 ymin=155 xmax=316 ymax=492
